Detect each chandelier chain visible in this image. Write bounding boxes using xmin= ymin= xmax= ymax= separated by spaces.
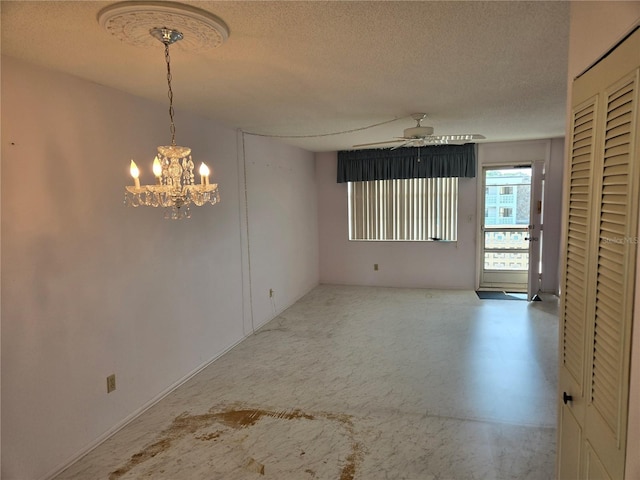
xmin=164 ymin=42 xmax=176 ymax=146
xmin=124 ymin=27 xmax=221 ymax=219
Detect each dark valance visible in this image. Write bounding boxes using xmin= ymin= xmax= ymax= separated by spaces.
xmin=337 ymin=144 xmax=476 ymax=183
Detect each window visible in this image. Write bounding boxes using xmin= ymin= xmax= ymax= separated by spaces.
xmin=348 ymin=177 xmax=458 ymax=241
xmin=499 ymin=207 xmax=513 ymax=217
xmin=499 ymin=186 xmax=513 ymax=195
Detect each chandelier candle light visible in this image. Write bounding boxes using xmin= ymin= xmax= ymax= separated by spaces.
xmin=124 ymin=27 xmax=220 ymax=219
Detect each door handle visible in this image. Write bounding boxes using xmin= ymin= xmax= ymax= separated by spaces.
xmin=525 ymin=237 xmax=539 ymax=241
xmin=563 ymin=392 xmax=573 ymax=404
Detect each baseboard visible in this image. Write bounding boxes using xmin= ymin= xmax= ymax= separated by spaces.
xmin=39 ymin=282 xmax=320 ymax=480
xmin=253 ymin=281 xmax=319 ymax=332
xmin=40 ymin=336 xmax=247 ymax=480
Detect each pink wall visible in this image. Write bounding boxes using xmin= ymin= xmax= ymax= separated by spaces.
xmin=316 ymin=152 xmax=478 ymax=289
xmin=317 ymin=140 xmax=564 ymax=292
xmin=568 ymin=2 xmax=640 ymax=81
xmin=566 ymin=3 xmax=640 ymax=478
xmin=0 ymin=56 xmax=318 ymax=480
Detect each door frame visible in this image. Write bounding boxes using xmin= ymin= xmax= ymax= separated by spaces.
xmin=479 ymin=165 xmax=532 ymax=292
xmin=475 ymin=143 xmax=550 ymax=299
xmin=527 ymin=159 xmax=545 ymax=300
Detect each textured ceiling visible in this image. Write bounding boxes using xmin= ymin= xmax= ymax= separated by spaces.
xmin=1 ymin=1 xmax=570 ymax=152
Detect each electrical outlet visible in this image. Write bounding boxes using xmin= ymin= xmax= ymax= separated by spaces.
xmin=374 ymin=263 xmax=379 ymax=271
xmin=269 ymin=288 xmax=274 ymax=298
xmin=107 ymin=374 xmax=116 ymax=393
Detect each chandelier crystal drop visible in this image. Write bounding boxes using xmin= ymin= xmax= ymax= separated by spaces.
xmin=124 ymin=27 xmax=220 ymax=219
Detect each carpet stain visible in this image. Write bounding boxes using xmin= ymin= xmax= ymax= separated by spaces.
xmin=196 ymin=431 xmax=221 ymax=441
xmin=335 ymin=415 xmax=364 ymax=480
xmin=109 ymin=405 xmax=362 ymax=479
xmin=340 ymin=446 xmax=363 ymax=480
xmin=214 ymin=408 xmax=315 ymax=428
xmin=108 ymin=439 xmax=171 ymax=479
xmin=246 ymin=456 xmax=266 ymax=474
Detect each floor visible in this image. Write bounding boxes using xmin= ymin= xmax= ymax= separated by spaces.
xmin=55 ymin=285 xmax=559 ymax=480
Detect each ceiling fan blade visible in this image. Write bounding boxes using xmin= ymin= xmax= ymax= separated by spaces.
xmin=352 ymin=139 xmax=404 ymax=148
xmin=353 ymin=133 xmax=485 ymax=149
xmin=390 ymin=140 xmax=415 ymax=150
xmin=431 ymin=134 xmax=486 ymax=141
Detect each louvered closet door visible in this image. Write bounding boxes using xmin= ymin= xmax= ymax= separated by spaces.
xmin=558 ymin=97 xmax=597 ymax=479
xmin=558 ymin=27 xmax=640 ymax=480
xmin=584 ymin=69 xmax=639 ymax=480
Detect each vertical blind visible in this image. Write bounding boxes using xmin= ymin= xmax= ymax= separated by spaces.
xmin=348 ymin=177 xmax=458 ymax=241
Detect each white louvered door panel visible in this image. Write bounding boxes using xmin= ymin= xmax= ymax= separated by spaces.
xmin=557 ymin=97 xmax=597 ymax=480
xmin=563 ymin=100 xmax=597 ymax=387
xmin=585 ymin=70 xmax=639 ymax=480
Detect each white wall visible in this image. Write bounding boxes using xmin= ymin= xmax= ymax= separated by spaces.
xmin=544 ymin=138 xmax=566 ymax=293
xmin=0 ymin=56 xmax=319 ymax=480
xmin=317 ymin=139 xmax=564 ymax=292
xmin=242 ymin=134 xmax=318 ymax=330
xmin=566 ymin=3 xmax=640 ymax=478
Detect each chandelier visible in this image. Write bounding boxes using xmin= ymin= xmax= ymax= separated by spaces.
xmin=124 ymin=27 xmax=220 ymax=219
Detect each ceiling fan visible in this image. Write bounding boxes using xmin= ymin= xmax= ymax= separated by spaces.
xmin=353 ymin=113 xmax=485 ymax=149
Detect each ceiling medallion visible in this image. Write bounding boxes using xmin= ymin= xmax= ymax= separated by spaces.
xmin=97 ymin=1 xmax=229 ymax=50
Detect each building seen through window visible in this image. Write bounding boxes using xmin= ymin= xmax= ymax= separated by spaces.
xmin=483 ymin=169 xmax=531 ymax=270
xmin=484 ymin=170 xmax=531 ymax=227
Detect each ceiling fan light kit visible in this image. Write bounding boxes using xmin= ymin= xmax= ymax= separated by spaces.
xmin=98 ymin=2 xmax=228 ymax=219
xmin=403 ymin=113 xmax=434 ymax=138
xmin=353 ymin=113 xmax=485 ymax=150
